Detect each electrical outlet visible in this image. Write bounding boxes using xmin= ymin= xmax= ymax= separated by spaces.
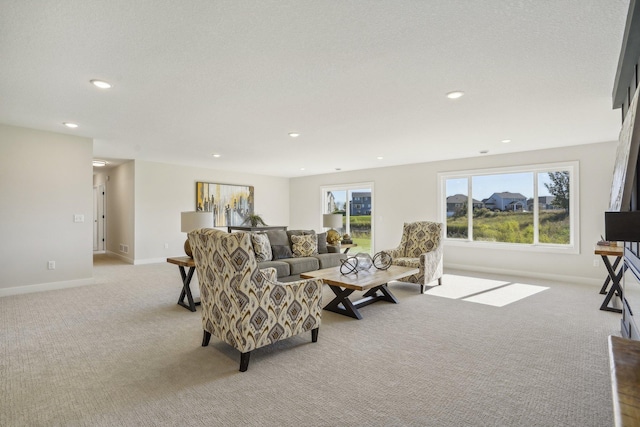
xmin=48 ymin=261 xmax=55 ymax=270
xmin=164 ymin=243 xmax=169 ymax=249
xmin=593 ymin=258 xmax=600 ymax=267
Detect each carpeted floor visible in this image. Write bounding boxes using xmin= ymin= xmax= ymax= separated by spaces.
xmin=0 ymin=254 xmax=621 ymax=426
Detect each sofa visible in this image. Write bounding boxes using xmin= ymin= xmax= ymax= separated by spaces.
xmin=248 ymin=229 xmax=347 ymax=281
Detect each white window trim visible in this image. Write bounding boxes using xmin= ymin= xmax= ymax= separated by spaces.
xmin=320 ymin=182 xmax=375 ymax=249
xmin=437 ymin=161 xmax=580 ymax=254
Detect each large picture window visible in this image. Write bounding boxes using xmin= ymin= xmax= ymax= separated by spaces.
xmin=438 ymin=162 xmax=578 ymax=252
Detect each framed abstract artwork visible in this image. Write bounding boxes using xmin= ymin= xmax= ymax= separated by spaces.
xmin=610 ymin=85 xmax=640 ymax=212
xmin=196 ymin=182 xmax=254 ymax=227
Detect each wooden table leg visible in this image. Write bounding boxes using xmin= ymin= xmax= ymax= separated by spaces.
xmin=177 ymin=266 xmax=200 ymax=312
xmin=600 ymin=255 xmax=623 ymax=295
xmin=600 ymin=259 xmax=626 ymax=313
xmin=324 ymin=283 xmax=399 ymax=319
xmin=324 ymin=286 xmax=362 ymax=319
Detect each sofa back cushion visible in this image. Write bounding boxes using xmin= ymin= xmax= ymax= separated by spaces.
xmin=316 ymin=232 xmax=328 ymax=254
xmin=265 ymin=230 xmax=291 ymax=260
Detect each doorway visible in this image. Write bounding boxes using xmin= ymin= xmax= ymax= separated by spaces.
xmin=322 ymin=183 xmax=374 ymax=254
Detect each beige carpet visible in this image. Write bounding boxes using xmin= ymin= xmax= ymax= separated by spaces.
xmin=0 ymin=254 xmax=621 ymax=426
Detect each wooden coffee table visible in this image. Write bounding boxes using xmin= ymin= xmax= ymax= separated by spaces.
xmin=301 ymin=265 xmax=419 ymax=319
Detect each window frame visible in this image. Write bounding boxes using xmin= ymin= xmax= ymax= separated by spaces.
xmin=321 ymin=182 xmax=375 ymax=251
xmin=437 ymin=161 xmax=580 ymax=254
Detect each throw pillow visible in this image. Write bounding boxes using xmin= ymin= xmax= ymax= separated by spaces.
xmin=271 ymin=245 xmax=293 ymax=260
xmin=251 ymin=233 xmax=272 ymax=262
xmin=291 ymin=234 xmax=318 ymax=257
xmin=316 ymin=232 xmax=328 ymax=254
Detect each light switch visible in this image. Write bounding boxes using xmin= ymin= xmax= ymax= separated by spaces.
xmin=74 ymin=214 xmax=84 ymax=223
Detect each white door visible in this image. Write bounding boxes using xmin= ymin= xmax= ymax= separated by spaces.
xmin=93 ymin=185 xmax=106 ymax=252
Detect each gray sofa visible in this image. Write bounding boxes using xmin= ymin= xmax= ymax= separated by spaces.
xmin=251 ymin=229 xmax=347 ymax=282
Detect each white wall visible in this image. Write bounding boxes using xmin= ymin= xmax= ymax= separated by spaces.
xmin=0 ymin=124 xmax=93 ymax=294
xmin=134 ymin=161 xmax=290 ymax=263
xmin=106 ymin=161 xmax=136 ymax=262
xmin=290 ymin=141 xmax=617 ymax=285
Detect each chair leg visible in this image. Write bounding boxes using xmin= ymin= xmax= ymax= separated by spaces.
xmin=311 ymin=327 xmax=319 ymax=342
xmin=438 ymin=277 xmax=442 ymax=286
xmin=202 ymin=330 xmax=211 ymax=347
xmin=420 ymin=284 xmax=425 ymax=294
xmin=240 ymin=351 xmax=251 ymax=372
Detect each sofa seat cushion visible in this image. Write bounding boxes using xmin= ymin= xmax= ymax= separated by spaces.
xmin=313 ymin=253 xmax=347 ymax=269
xmin=282 ymin=257 xmax=319 ymax=275
xmin=257 ymin=261 xmax=290 ymax=278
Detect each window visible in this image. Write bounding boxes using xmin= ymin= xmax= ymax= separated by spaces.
xmin=322 ymin=183 xmax=374 ymax=254
xmin=438 ymin=162 xmax=578 ymax=252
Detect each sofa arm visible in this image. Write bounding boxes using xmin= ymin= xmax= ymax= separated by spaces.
xmin=327 ymin=244 xmax=340 ymax=253
xmin=260 ymin=267 xmax=278 ymax=282
xmin=385 ymin=247 xmax=404 ymax=259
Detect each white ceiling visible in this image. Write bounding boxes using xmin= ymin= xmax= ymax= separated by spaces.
xmin=0 ymin=0 xmax=630 ymax=177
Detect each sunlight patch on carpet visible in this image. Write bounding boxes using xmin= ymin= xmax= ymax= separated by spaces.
xmin=425 ymin=274 xmax=549 ymax=307
xmin=462 ymin=283 xmax=549 ymax=307
xmin=425 ymin=274 xmax=509 ymax=299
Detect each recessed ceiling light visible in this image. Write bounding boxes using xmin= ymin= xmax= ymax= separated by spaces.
xmin=479 ymin=150 xmax=489 ymax=154
xmin=212 ymin=154 xmax=221 ymax=158
xmin=377 ymin=156 xmax=384 ymax=160
xmin=63 ymin=122 xmax=78 ymax=128
xmin=288 ymin=132 xmax=300 ymax=138
xmin=90 ymin=79 xmax=112 ymax=89
xmin=92 ymin=160 xmax=107 ymax=167
xmin=300 ymin=167 xmax=305 ymax=171
xmin=446 ymin=91 xmax=465 ymax=99
xmin=501 ymin=139 xmax=511 ymax=143
xmin=335 ymin=168 xmax=341 ymax=171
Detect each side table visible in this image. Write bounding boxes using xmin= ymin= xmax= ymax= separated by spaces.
xmin=595 ymin=246 xmax=625 ymax=313
xmin=167 ymin=256 xmax=200 ymax=312
xmin=340 ymin=243 xmax=357 ymax=254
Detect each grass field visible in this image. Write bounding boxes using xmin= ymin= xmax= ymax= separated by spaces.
xmin=341 ymin=215 xmax=372 ymax=254
xmin=447 ymin=210 xmax=569 ymax=244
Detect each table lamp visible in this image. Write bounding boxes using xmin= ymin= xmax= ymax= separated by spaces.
xmin=181 ymin=211 xmax=213 ymax=257
xmin=323 ymin=213 xmax=343 ymax=245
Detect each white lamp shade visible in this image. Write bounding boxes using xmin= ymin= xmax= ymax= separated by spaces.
xmin=181 ymin=211 xmax=213 ymax=232
xmin=323 ymin=213 xmax=342 ymax=229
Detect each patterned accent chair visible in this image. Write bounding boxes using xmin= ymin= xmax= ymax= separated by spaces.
xmin=188 ymin=228 xmax=324 ymax=372
xmin=385 ymin=221 xmax=444 ymax=293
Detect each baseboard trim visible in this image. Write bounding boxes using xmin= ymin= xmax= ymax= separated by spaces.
xmin=0 ymin=277 xmax=95 ymax=297
xmin=106 ymin=251 xmax=134 ymax=264
xmin=134 ymin=257 xmax=167 ymax=265
xmin=445 ymin=263 xmax=602 ymax=287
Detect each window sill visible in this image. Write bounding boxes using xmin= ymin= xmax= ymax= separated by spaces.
xmin=444 ymin=238 xmax=579 ymax=254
